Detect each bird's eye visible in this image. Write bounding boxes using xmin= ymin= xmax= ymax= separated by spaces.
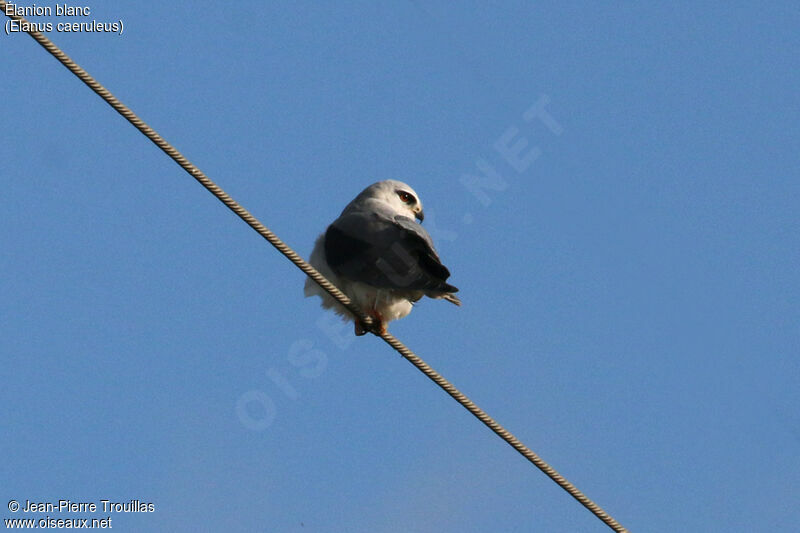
xmin=397 ymin=191 xmax=414 ymax=204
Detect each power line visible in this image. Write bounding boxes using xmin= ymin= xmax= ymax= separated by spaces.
xmin=1 ymin=5 xmax=628 ymax=531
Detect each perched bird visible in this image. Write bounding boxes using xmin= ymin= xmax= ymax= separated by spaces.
xmin=304 ymin=180 xmax=460 ymax=335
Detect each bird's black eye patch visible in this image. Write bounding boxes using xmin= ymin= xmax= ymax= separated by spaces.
xmin=397 ymin=191 xmax=415 ymax=204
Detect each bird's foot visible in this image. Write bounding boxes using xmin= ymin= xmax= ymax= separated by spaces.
xmin=354 ymin=310 xmax=387 ymax=336
xmin=368 ymin=309 xmax=387 ymax=335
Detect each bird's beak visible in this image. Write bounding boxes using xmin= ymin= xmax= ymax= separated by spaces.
xmin=415 ymin=209 xmax=425 ymax=222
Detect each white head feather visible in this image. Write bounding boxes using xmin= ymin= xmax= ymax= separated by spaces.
xmin=343 ymin=180 xmax=425 ymax=222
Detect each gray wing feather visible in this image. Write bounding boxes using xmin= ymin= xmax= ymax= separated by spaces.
xmin=324 ymin=208 xmax=458 ymax=295
xmin=391 ymin=215 xmax=439 ymax=257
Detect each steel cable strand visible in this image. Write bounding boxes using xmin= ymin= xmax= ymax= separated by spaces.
xmin=379 ymin=331 xmax=624 ymax=530
xmin=0 ymin=3 xmax=372 ymax=328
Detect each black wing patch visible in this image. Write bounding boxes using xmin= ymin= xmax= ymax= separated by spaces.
xmin=324 ymin=215 xmax=458 ymax=294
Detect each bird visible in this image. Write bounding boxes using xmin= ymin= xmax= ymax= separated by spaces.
xmin=304 ymin=180 xmax=460 ymax=336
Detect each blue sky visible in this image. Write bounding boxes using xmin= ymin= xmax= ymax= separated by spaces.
xmin=2 ymin=2 xmax=798 ymax=531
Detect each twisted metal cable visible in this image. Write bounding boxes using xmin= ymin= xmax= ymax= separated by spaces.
xmin=1 ymin=5 xmax=627 ymax=531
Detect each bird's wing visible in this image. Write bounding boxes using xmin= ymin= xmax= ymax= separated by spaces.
xmin=324 ymin=209 xmax=458 ymax=295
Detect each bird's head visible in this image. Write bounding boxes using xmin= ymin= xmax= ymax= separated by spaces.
xmin=355 ymin=180 xmax=425 ymax=222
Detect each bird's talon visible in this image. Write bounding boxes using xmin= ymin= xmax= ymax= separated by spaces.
xmin=353 ymin=311 xmax=387 ymax=336
xmin=368 ymin=310 xmax=387 ymax=335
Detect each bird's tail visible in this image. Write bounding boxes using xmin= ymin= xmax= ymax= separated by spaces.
xmin=443 ymin=293 xmax=461 ymax=306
